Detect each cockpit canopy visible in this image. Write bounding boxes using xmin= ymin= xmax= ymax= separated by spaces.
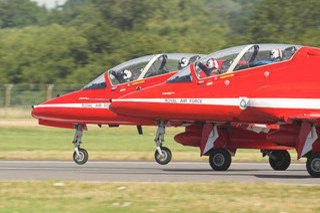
xmin=108 ymin=53 xmax=202 ymax=86
xmin=83 ymin=72 xmax=107 ymax=90
xmin=83 ymin=53 xmax=203 ymax=90
xmin=167 ymin=44 xmax=302 ymax=83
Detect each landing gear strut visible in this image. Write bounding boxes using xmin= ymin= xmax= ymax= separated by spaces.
xmin=154 ymin=120 xmax=172 ymax=165
xmin=72 ymin=124 xmax=88 ymax=165
xmin=209 ymin=148 xmax=232 ymax=171
xmin=262 ymin=150 xmax=291 ymax=171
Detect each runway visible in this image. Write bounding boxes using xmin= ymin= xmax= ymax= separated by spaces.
xmin=0 ymin=160 xmax=317 ymax=184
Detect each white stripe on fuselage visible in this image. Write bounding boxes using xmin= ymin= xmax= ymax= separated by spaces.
xmin=33 ymin=103 xmax=110 ymax=109
xmin=112 ymin=98 xmax=320 ymax=110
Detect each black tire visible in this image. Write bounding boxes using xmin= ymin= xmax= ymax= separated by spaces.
xmin=154 ymin=146 xmax=172 ymax=165
xmin=269 ymin=150 xmax=291 ymax=171
xmin=306 ymin=153 xmax=320 ymax=177
xmin=73 ymin=148 xmax=88 ymax=165
xmin=209 ymin=148 xmax=232 ymax=171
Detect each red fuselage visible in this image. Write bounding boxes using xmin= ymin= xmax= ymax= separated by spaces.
xmin=31 ymin=71 xmax=177 ymax=128
xmin=110 ymin=46 xmax=320 ymax=125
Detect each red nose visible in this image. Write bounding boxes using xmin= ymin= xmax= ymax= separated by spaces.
xmin=109 ymin=99 xmax=168 ymax=121
xmin=109 ymin=101 xmax=137 ymax=118
xmin=31 ymin=104 xmax=58 ymax=121
xmin=31 ymin=90 xmax=82 ymax=122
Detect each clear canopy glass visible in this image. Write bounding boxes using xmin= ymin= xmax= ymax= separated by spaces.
xmin=83 ymin=73 xmax=107 ymax=90
xmin=83 ymin=53 xmax=204 ymax=90
xmin=167 ymin=43 xmax=302 ymax=83
xmin=108 ymin=53 xmax=203 ymax=86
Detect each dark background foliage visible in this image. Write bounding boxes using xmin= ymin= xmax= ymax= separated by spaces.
xmin=0 ymin=0 xmax=318 ymax=84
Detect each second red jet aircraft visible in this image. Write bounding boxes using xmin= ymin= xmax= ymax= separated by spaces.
xmin=110 ymin=44 xmax=320 ymax=177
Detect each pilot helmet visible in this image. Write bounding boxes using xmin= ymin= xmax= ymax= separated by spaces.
xmin=270 ymin=49 xmax=283 ymax=61
xmin=179 ymin=57 xmax=189 ymax=68
xmin=123 ymin=69 xmax=132 ymax=80
xmin=206 ymin=58 xmax=218 ymax=69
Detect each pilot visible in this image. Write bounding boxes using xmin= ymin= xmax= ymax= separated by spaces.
xmin=198 ymin=58 xmax=219 ymax=77
xmin=178 ymin=57 xmax=189 ymax=69
xmin=122 ymin=69 xmax=132 ymax=82
xmin=270 ymin=48 xmax=283 ymax=61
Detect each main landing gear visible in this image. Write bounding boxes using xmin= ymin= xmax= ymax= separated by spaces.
xmin=262 ymin=150 xmax=291 ymax=171
xmin=209 ymin=148 xmax=232 ymax=171
xmin=154 ymin=120 xmax=172 ymax=165
xmin=72 ymin=124 xmax=88 ymax=165
xmin=306 ymin=152 xmax=320 ymax=177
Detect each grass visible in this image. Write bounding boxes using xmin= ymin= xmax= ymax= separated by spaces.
xmin=0 ymin=181 xmax=319 ymax=213
xmin=0 ymin=125 xmax=305 ymax=162
xmin=0 ymin=125 xmax=192 ymax=152
xmin=0 ymin=110 xmax=315 ymax=213
xmin=0 ymin=107 xmax=32 ymax=119
xmin=0 ymin=108 xmax=305 ymax=162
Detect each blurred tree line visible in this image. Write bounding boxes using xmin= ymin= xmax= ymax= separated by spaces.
xmin=0 ymin=0 xmax=319 ymax=85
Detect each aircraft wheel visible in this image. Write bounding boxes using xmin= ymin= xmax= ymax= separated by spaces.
xmin=209 ymin=148 xmax=231 ymax=171
xmin=269 ymin=150 xmax=291 ymax=171
xmin=306 ymin=153 xmax=320 ymax=177
xmin=154 ymin=146 xmax=172 ymax=165
xmin=73 ymin=148 xmax=88 ymax=165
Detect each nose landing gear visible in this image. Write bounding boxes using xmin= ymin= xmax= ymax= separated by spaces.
xmin=73 ymin=148 xmax=88 ymax=165
xmin=72 ymin=124 xmax=88 ymax=165
xmin=154 ymin=120 xmax=172 ymax=165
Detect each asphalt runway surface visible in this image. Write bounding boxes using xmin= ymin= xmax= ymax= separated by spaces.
xmin=0 ymin=160 xmax=318 ymax=184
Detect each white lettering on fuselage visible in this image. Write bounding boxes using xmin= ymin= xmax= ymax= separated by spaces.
xmin=165 ymin=99 xmax=177 ymax=103
xmin=81 ymin=103 xmax=110 ymax=108
xmin=188 ymin=99 xmax=202 ymax=104
xmin=164 ymin=99 xmax=202 ymax=104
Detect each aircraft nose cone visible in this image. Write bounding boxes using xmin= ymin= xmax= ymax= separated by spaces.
xmin=109 ymin=101 xmax=132 ymax=117
xmin=31 ymin=107 xmax=36 ymax=118
xmin=110 ymin=98 xmax=159 ymax=120
xmin=110 ymin=99 xmax=149 ymax=119
xmin=31 ymin=104 xmax=47 ymax=120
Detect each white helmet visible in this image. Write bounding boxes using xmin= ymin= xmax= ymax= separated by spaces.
xmin=179 ymin=57 xmax=189 ymax=68
xmin=270 ymin=49 xmax=282 ymax=60
xmin=123 ymin=69 xmax=132 ymax=80
xmin=206 ymin=58 xmax=218 ymax=69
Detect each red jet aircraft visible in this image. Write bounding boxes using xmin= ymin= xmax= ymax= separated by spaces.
xmin=32 ymin=53 xmax=202 ymax=165
xmin=110 ymin=44 xmax=320 ymax=177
